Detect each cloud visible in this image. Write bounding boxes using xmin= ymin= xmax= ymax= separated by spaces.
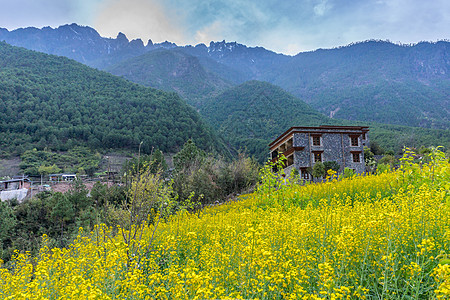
xmin=313 ymin=0 xmax=332 ymax=17
xmin=93 ymin=0 xmax=187 ymax=44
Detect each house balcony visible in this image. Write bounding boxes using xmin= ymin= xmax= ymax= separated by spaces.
xmin=270 ymin=147 xmax=304 ymax=164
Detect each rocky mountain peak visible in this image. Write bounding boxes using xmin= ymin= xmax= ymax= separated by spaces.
xmin=116 ymin=32 xmax=129 ymax=42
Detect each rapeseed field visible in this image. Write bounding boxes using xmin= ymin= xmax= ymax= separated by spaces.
xmin=1 ymin=149 xmax=449 ymax=299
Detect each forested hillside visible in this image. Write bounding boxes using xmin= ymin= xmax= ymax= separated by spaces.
xmin=202 ymin=81 xmax=450 ymax=162
xmin=109 ymin=39 xmax=450 ymax=130
xmin=201 ymin=81 xmax=333 ymax=161
xmin=268 ymin=41 xmax=450 ymax=129
xmin=108 ymin=48 xmax=233 ymax=106
xmin=0 ymin=42 xmax=225 ymax=157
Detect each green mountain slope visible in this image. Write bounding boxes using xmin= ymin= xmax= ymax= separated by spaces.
xmin=200 ymin=81 xmax=332 ymax=161
xmin=268 ymin=41 xmax=450 ymax=129
xmin=107 ymin=48 xmax=233 ymax=106
xmin=201 ymin=81 xmax=450 ymax=162
xmin=0 ymin=42 xmax=225 ymax=156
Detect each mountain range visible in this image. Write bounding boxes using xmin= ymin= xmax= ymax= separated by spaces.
xmin=2 ymin=24 xmax=447 ymax=130
xmin=0 ymin=23 xmax=449 ymax=160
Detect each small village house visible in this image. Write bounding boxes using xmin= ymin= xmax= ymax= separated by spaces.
xmin=269 ymin=125 xmax=369 ymax=180
xmin=0 ymin=176 xmax=31 ymax=202
xmin=49 ymin=174 xmax=77 ymax=182
xmin=0 ymin=176 xmax=31 ymax=191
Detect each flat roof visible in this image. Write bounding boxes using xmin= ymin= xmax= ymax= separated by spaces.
xmin=1 ymin=178 xmax=30 ymax=183
xmin=269 ymin=125 xmax=369 ymax=148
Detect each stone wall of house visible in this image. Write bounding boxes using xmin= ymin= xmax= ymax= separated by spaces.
xmin=293 ymin=133 xmax=311 ymax=168
xmin=292 ymin=128 xmax=367 ymax=174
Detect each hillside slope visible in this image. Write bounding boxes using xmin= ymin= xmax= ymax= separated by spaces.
xmin=201 ymin=81 xmax=450 ymax=162
xmin=0 ymin=42 xmax=224 ymax=156
xmin=268 ymin=41 xmax=450 ymax=129
xmin=107 ymin=49 xmax=233 ymax=106
xmin=201 ymin=81 xmax=332 ymax=161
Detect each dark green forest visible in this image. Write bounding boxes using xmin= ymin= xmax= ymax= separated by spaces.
xmin=110 ymin=40 xmax=450 ymax=130
xmin=0 ymin=42 xmax=225 ymax=157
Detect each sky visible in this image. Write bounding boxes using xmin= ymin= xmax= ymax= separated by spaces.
xmin=0 ymin=0 xmax=449 ymax=55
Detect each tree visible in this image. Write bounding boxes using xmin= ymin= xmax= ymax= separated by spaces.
xmin=50 ymin=193 xmax=75 ymax=246
xmin=0 ymin=202 xmax=16 ymax=243
xmin=312 ymin=162 xmax=326 ymax=179
xmin=38 ymin=164 xmax=61 ymax=176
xmin=370 ymin=141 xmax=385 ymax=155
xmin=379 ymin=154 xmax=398 ymax=169
xmin=364 ymin=146 xmax=377 ymax=173
xmin=173 ymin=139 xmax=206 ymax=171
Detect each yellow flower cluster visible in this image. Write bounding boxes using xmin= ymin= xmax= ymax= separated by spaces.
xmin=0 ymin=153 xmax=449 ymax=299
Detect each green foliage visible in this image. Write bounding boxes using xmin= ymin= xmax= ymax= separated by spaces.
xmin=0 ymin=202 xmax=16 ymax=243
xmin=173 ymin=139 xmax=206 ymax=171
xmin=323 ymin=161 xmax=340 ymax=173
xmin=107 ymin=49 xmax=233 ymax=107
xmin=1 ymin=179 xmax=129 ymax=262
xmin=201 ymin=81 xmax=331 ymax=162
xmin=379 ymin=154 xmax=398 ymax=169
xmin=0 ymin=42 xmax=225 ymax=156
xmin=19 ymin=147 xmax=101 ymax=175
xmin=364 ymin=146 xmax=377 ymax=172
xmin=200 ymin=80 xmax=449 ymax=163
xmin=312 ymin=162 xmax=326 ymax=179
xmin=269 ymin=41 xmax=450 ymax=130
xmin=370 ymin=141 xmax=385 ymax=155
xmin=90 ymin=182 xmax=127 ymax=208
xmin=38 ymin=164 xmax=61 ymax=175
xmin=122 ymin=149 xmax=168 ymax=177
xmin=257 ymin=156 xmax=286 ymax=195
xmin=376 ymin=163 xmax=391 ymax=174
xmin=343 ymin=167 xmax=355 ymax=178
xmin=173 ymin=143 xmax=260 ymax=205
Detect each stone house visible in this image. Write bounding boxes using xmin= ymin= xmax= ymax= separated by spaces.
xmin=0 ymin=177 xmax=31 ymax=202
xmin=269 ymin=125 xmax=369 ymax=179
xmin=0 ymin=177 xmax=30 ymax=191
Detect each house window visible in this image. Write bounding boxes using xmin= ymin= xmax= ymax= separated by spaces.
xmin=352 ymin=152 xmax=360 ymax=163
xmin=350 ymin=136 xmax=359 ymax=147
xmin=312 ymin=136 xmax=321 ymax=146
xmin=300 ymin=168 xmax=309 ymax=179
xmin=362 ymin=133 xmax=366 ymax=140
xmin=314 ymin=152 xmax=322 ymax=162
